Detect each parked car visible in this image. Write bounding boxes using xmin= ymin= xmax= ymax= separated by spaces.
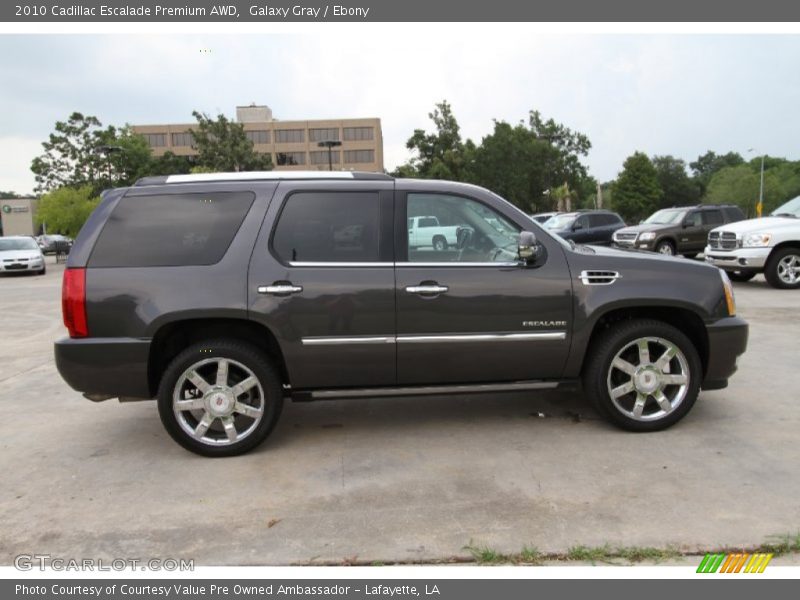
xmin=705 ymin=195 xmax=800 ymax=288
xmin=0 ymin=236 xmax=46 ymax=275
xmin=542 ymin=210 xmax=626 ymax=245
xmin=407 ymin=215 xmax=466 ymax=251
xmin=55 ymin=171 xmax=748 ymax=456
xmin=530 ymin=211 xmax=560 ymax=224
xmin=613 ymin=205 xmax=745 ymax=257
xmin=37 ymin=234 xmax=73 ymax=255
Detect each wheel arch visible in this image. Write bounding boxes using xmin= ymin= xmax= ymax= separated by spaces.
xmin=147 ymin=318 xmax=288 ymax=397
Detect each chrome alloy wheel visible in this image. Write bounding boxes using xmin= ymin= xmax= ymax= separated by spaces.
xmin=777 ymin=254 xmax=800 ymax=285
xmin=606 ymin=337 xmax=690 ymax=422
xmin=658 ymin=244 xmax=674 ymax=255
xmin=173 ymin=358 xmax=265 ymax=446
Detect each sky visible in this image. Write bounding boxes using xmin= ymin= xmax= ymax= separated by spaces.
xmin=1 ymin=31 xmax=799 ymax=195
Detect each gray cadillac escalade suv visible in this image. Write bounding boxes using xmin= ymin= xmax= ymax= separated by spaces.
xmin=55 ymin=172 xmax=748 ymax=456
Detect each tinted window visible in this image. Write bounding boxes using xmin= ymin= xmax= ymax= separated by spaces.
xmin=685 ymin=211 xmax=702 ymax=227
xmin=703 ymin=210 xmax=724 ymax=225
xmin=407 ymin=193 xmax=520 ymax=263
xmin=724 ymin=206 xmax=746 ymax=222
xmin=89 ymin=192 xmax=254 ymax=267
xmin=588 ymin=214 xmax=608 ymax=227
xmin=575 ymin=215 xmax=590 ymax=229
xmin=273 ymin=192 xmax=381 ymax=263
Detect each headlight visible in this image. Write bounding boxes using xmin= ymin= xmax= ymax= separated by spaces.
xmin=742 ymin=233 xmax=772 ymax=247
xmin=638 ymin=232 xmax=656 ymax=241
xmin=720 ymin=270 xmax=736 ymax=316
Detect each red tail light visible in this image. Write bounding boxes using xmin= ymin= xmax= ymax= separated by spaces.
xmin=62 ymin=268 xmax=88 ymax=338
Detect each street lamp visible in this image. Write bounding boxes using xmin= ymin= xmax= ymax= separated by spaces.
xmin=97 ymin=145 xmax=124 ymax=185
xmin=747 ymin=148 xmax=766 ymax=218
xmin=317 ymin=140 xmax=342 ymax=171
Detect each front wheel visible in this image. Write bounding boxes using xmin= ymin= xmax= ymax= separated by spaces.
xmin=655 ymin=240 xmax=675 ymax=256
xmin=157 ymin=340 xmax=283 ymax=457
xmin=583 ymin=319 xmax=702 ymax=432
xmin=727 ymin=271 xmax=756 ymax=283
xmin=764 ymin=247 xmax=800 ymax=289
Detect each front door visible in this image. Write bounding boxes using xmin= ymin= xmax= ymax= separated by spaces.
xmin=248 ymin=182 xmax=396 ymax=389
xmin=395 ymin=191 xmax=573 ymax=385
xmin=680 ymin=210 xmax=705 ymax=252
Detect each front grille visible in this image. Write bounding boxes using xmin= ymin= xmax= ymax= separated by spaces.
xmin=615 ymin=233 xmax=637 ymax=242
xmin=5 ymin=264 xmax=27 ymax=270
xmin=708 ymin=231 xmax=738 ymax=250
xmin=3 ymin=258 xmax=29 ymax=263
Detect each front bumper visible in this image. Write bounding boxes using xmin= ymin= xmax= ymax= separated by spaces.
xmin=704 ymin=246 xmax=770 ymax=271
xmin=0 ymin=260 xmax=44 ymax=272
xmin=613 ymin=238 xmax=656 ymax=251
xmin=701 ymin=316 xmax=749 ymax=390
xmin=55 ymin=337 xmax=152 ymax=399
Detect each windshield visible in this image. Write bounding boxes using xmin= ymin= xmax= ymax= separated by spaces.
xmin=771 ymin=195 xmax=800 ymax=218
xmin=0 ymin=238 xmax=39 ymax=251
xmin=543 ymin=214 xmax=576 ymax=230
xmin=644 ymin=209 xmax=687 ymax=224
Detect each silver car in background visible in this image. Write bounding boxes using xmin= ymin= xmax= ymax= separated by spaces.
xmin=0 ymin=236 xmax=46 ymax=275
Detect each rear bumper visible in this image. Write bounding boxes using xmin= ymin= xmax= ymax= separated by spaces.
xmin=54 ymin=337 xmax=152 ymax=399
xmin=701 ymin=316 xmax=749 ymax=390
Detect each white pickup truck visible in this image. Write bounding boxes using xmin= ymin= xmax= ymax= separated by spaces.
xmin=408 ymin=216 xmax=464 ymax=251
xmin=705 ymin=195 xmax=800 ymax=289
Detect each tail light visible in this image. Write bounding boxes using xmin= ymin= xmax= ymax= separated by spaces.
xmin=62 ymin=268 xmax=88 ymax=338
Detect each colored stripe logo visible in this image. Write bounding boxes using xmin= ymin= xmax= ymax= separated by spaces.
xmin=697 ymin=552 xmax=773 ymax=573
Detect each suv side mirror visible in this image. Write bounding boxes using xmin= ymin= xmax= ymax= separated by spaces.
xmin=518 ymin=231 xmax=543 ymax=264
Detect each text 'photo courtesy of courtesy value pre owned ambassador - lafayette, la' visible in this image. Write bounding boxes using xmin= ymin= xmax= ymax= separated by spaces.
xmin=54 ymin=171 xmax=749 ymax=457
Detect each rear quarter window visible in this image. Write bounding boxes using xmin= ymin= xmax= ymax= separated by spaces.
xmin=88 ymin=191 xmax=255 ymax=267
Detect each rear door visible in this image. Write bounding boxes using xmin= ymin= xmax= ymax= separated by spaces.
xmin=248 ymin=181 xmax=396 ymax=389
xmin=394 ymin=188 xmax=573 ymax=385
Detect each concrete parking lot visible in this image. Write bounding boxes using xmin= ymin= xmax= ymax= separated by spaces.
xmin=0 ymin=257 xmax=798 ymax=566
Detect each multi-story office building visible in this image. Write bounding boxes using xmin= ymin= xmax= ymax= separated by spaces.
xmin=132 ymin=104 xmax=384 ymax=172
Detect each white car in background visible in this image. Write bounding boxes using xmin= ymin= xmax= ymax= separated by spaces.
xmin=705 ymin=195 xmax=800 ymax=288
xmin=0 ymin=236 xmax=46 ymax=275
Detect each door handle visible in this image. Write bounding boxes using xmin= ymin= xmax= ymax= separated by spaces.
xmin=406 ymin=284 xmax=449 ymax=295
xmin=258 ymin=283 xmax=303 ymax=296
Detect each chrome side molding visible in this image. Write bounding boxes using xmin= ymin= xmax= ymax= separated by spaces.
xmin=579 ymin=270 xmax=621 ymax=285
xmin=306 ymin=380 xmax=560 ymax=400
xmin=300 ymin=331 xmax=567 ymax=345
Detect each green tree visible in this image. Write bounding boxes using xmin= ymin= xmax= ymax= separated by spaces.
xmin=190 ymin=111 xmax=272 ymax=172
xmin=35 ymin=186 xmax=100 ymax=237
xmin=611 ymin=152 xmax=663 ymax=222
xmin=705 ymin=159 xmax=800 ymax=217
xmin=0 ymin=191 xmax=23 ymax=199
xmin=651 ymin=155 xmax=700 ymax=208
xmin=393 ymin=100 xmax=473 ymax=180
xmin=690 ymin=150 xmax=744 ymax=193
xmin=147 ymin=151 xmax=195 ymax=176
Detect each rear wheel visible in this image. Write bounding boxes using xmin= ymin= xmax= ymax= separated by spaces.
xmin=655 ymin=240 xmax=675 ymax=256
xmin=157 ymin=339 xmax=283 ymax=457
xmin=727 ymin=271 xmax=756 ymax=283
xmin=432 ymin=236 xmax=448 ymax=251
xmin=764 ymin=247 xmax=800 ymax=289
xmin=583 ymin=319 xmax=702 ymax=431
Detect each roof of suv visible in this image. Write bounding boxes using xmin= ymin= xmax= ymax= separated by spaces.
xmin=135 ymin=171 xmax=393 ymax=186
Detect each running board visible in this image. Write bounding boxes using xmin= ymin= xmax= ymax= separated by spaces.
xmin=291 ymin=380 xmax=562 ymax=402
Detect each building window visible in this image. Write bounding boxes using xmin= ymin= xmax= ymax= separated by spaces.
xmin=344 ymin=149 xmax=375 ymax=164
xmin=275 ymin=129 xmax=305 ymax=143
xmin=343 ymin=127 xmax=374 ymax=141
xmin=276 ymin=152 xmax=307 ymax=166
xmin=245 ymin=130 xmax=270 ymax=144
xmin=171 ymin=132 xmax=194 ymax=147
xmin=143 ymin=133 xmax=167 ymax=148
xmin=310 ymin=150 xmax=341 ymax=165
xmin=309 ymin=128 xmax=340 ymax=142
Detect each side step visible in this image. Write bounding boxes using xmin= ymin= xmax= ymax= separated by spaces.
xmin=291 ymin=380 xmax=564 ymax=402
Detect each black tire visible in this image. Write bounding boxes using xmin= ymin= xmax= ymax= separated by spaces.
xmin=682 ymin=252 xmax=698 ymax=259
xmin=157 ymin=339 xmax=284 ymax=457
xmin=727 ymin=271 xmax=756 ymax=283
xmin=764 ymin=247 xmax=800 ymax=289
xmin=655 ymin=240 xmax=676 ymax=256
xmin=37 ymin=265 xmax=46 ymax=276
xmin=432 ymin=236 xmax=448 ymax=252
xmin=582 ymin=319 xmax=702 ymax=432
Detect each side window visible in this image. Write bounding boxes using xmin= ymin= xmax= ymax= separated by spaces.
xmin=575 ymin=215 xmax=590 ymax=229
xmin=685 ymin=211 xmax=702 ymax=227
xmin=588 ymin=214 xmax=606 ymax=228
xmin=703 ymin=210 xmax=723 ymax=226
xmin=273 ymin=192 xmax=381 ymax=263
xmin=89 ymin=192 xmax=255 ymax=267
xmin=407 ymin=193 xmax=520 ymax=263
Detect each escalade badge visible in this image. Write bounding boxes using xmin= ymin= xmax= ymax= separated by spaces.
xmin=523 ymin=320 xmax=567 ymax=327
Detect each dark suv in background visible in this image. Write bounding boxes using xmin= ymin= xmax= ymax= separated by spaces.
xmin=543 ymin=210 xmax=626 ymax=245
xmin=613 ymin=205 xmax=745 ymax=257
xmin=55 ymin=172 xmax=748 ymax=456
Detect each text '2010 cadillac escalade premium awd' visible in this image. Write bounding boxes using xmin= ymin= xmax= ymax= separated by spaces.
xmin=55 ymin=172 xmax=749 ymax=456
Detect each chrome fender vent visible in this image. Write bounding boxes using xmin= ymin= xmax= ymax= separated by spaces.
xmin=579 ymin=270 xmax=621 ymax=285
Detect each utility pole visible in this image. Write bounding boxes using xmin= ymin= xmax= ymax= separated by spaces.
xmin=758 ymin=154 xmax=765 ymax=218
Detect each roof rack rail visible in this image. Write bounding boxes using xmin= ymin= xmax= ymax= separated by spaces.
xmin=134 ymin=171 xmax=393 ymax=186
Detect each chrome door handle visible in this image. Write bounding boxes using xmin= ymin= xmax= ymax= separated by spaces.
xmin=258 ymin=284 xmax=303 ymax=296
xmin=406 ymin=284 xmax=449 ymax=295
